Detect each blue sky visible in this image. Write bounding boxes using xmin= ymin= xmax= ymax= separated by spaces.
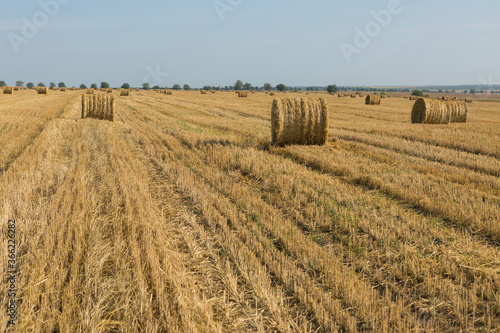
xmin=0 ymin=0 xmax=498 ymax=88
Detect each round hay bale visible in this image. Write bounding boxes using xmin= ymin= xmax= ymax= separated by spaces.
xmin=3 ymin=86 xmax=14 ymax=94
xmin=365 ymin=95 xmax=381 ymax=105
xmin=465 ymin=98 xmax=473 ymax=103
xmin=38 ymin=87 xmax=49 ymax=95
xmin=238 ymin=91 xmax=248 ymax=98
xmin=81 ymin=94 xmax=115 ymax=122
xmin=120 ymin=89 xmax=130 ymax=96
xmin=409 ymin=96 xmax=418 ymax=100
xmin=271 ymin=98 xmax=329 ymax=146
xmin=201 ymin=90 xmax=207 ymax=94
xmin=442 ymin=96 xmax=453 ymax=101
xmin=85 ymin=88 xmax=95 ymax=95
xmin=445 ymin=101 xmax=468 ymax=123
xmin=411 ymin=98 xmax=451 ymax=124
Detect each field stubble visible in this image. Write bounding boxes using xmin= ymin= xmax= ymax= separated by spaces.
xmin=0 ymin=90 xmax=499 ymax=332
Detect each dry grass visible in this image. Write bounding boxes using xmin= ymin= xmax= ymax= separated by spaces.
xmin=0 ymin=90 xmax=499 ymax=332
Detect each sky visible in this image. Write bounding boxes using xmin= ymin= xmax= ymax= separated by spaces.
xmin=0 ymin=0 xmax=499 ymax=88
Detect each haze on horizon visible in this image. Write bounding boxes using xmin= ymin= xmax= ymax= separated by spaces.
xmin=1 ymin=0 xmax=498 ymax=88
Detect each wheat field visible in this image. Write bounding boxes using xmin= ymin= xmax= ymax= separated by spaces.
xmin=0 ymin=90 xmax=499 ymax=332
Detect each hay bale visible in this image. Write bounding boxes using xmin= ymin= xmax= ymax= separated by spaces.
xmin=465 ymin=98 xmax=473 ymax=103
xmin=269 ymin=92 xmax=275 ymax=96
xmin=120 ymin=89 xmax=130 ymax=96
xmin=85 ymin=89 xmax=95 ymax=95
xmin=271 ymin=98 xmax=329 ymax=146
xmin=201 ymin=90 xmax=207 ymax=94
xmin=13 ymin=87 xmax=20 ymax=91
xmin=3 ymin=86 xmax=14 ymax=94
xmin=107 ymin=89 xmax=113 ymax=94
xmin=365 ymin=95 xmax=381 ymax=105
xmin=60 ymin=87 xmax=67 ymax=92
xmin=165 ymin=89 xmax=173 ymax=95
xmin=411 ymin=98 xmax=450 ymax=124
xmin=442 ymin=96 xmax=453 ymax=101
xmin=81 ymin=94 xmax=115 ymax=122
xmin=409 ymin=96 xmax=418 ymax=100
xmin=445 ymin=101 xmax=468 ymax=123
xmin=411 ymin=98 xmax=468 ymax=124
xmin=238 ymin=92 xmax=248 ymax=98
xmin=380 ymin=95 xmax=387 ymax=99
xmin=351 ymin=94 xmax=357 ymax=98
xmin=38 ymin=87 xmax=49 ymax=95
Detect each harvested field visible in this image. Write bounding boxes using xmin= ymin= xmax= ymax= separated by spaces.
xmin=0 ymin=90 xmax=499 ymax=332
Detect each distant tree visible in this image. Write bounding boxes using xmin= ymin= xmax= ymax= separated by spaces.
xmin=172 ymin=84 xmax=181 ymax=90
xmin=80 ymin=84 xmax=87 ymax=89
xmin=121 ymin=83 xmax=130 ymax=89
xmin=327 ymin=85 xmax=338 ymax=94
xmin=234 ymin=80 xmax=243 ymax=91
xmin=37 ymin=82 xmax=46 ymax=87
xmin=276 ymin=83 xmax=287 ymax=92
xmin=16 ymin=81 xmax=24 ymax=87
xmin=142 ymin=83 xmax=150 ymax=90
xmin=224 ymin=86 xmax=229 ymax=91
xmin=100 ymin=82 xmax=109 ymax=89
xmin=243 ymin=82 xmax=252 ymax=90
xmin=90 ymin=83 xmax=97 ymax=89
xmin=0 ymin=81 xmax=6 ymax=87
xmin=263 ymin=83 xmax=272 ymax=91
xmin=437 ymin=89 xmax=443 ymax=93
xmin=58 ymin=82 xmax=66 ymax=88
xmin=49 ymin=82 xmax=56 ymax=89
xmin=411 ymin=89 xmax=424 ymax=97
xmin=469 ymin=89 xmax=476 ymax=94
xmin=203 ymin=85 xmax=212 ymax=91
xmin=26 ymin=82 xmax=34 ymax=89
xmin=183 ymin=84 xmax=191 ymax=91
xmin=152 ymin=85 xmax=160 ymax=90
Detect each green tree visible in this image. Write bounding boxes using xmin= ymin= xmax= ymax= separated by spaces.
xmin=183 ymin=84 xmax=191 ymax=91
xmin=469 ymin=89 xmax=476 ymax=94
xmin=411 ymin=90 xmax=424 ymax=97
xmin=16 ymin=81 xmax=24 ymax=87
xmin=243 ymin=82 xmax=252 ymax=90
xmin=263 ymin=83 xmax=272 ymax=91
xmin=26 ymin=82 xmax=34 ymax=89
xmin=142 ymin=83 xmax=150 ymax=90
xmin=37 ymin=82 xmax=46 ymax=87
xmin=234 ymin=80 xmax=243 ymax=91
xmin=327 ymin=85 xmax=338 ymax=93
xmin=90 ymin=83 xmax=97 ymax=89
xmin=49 ymin=82 xmax=56 ymax=89
xmin=203 ymin=86 xmax=212 ymax=91
xmin=0 ymin=81 xmax=6 ymax=87
xmin=100 ymin=82 xmax=110 ymax=89
xmin=80 ymin=84 xmax=87 ymax=89
xmin=172 ymin=84 xmax=181 ymax=90
xmin=121 ymin=83 xmax=130 ymax=89
xmin=276 ymin=83 xmax=287 ymax=92
xmin=58 ymin=82 xmax=66 ymax=88
xmin=152 ymin=85 xmax=160 ymax=90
